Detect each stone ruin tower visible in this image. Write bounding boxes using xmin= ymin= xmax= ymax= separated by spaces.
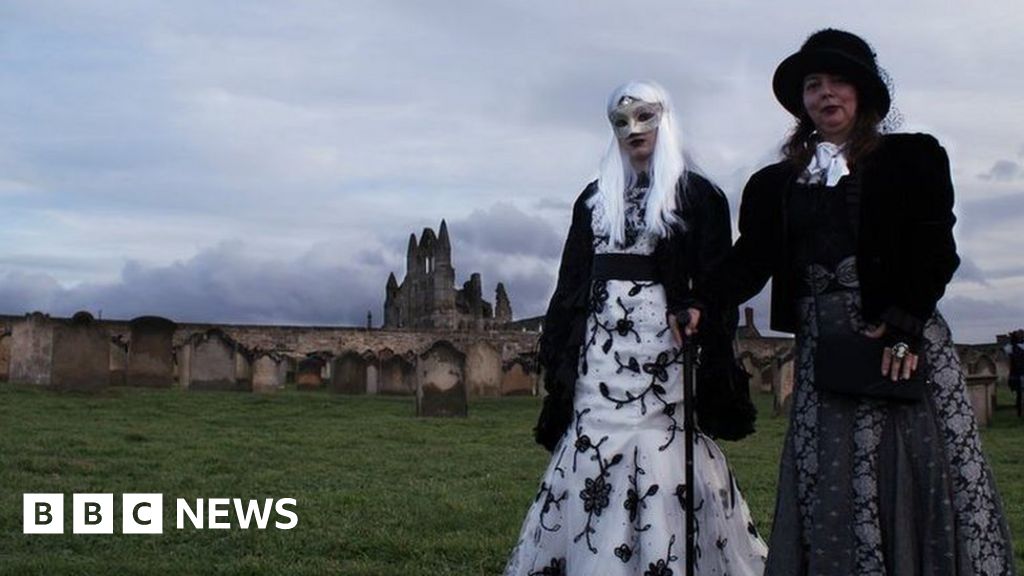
xmin=384 ymin=220 xmax=512 ymax=331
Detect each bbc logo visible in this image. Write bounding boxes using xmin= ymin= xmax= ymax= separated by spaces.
xmin=24 ymin=493 xmax=298 ymax=534
xmin=24 ymin=493 xmax=163 ymax=534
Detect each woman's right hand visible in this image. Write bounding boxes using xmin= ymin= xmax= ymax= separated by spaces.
xmin=864 ymin=323 xmax=919 ymax=381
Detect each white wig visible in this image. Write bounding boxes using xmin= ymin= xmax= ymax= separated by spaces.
xmin=591 ymin=80 xmax=687 ymax=246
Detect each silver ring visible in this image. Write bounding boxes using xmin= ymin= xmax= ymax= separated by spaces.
xmin=891 ymin=342 xmax=910 ymax=360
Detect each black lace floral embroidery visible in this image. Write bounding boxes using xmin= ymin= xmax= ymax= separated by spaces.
xmin=624 ymin=446 xmax=659 ymax=528
xmin=614 ymin=543 xmax=633 ymax=563
xmin=643 ymin=534 xmax=679 ymax=576
xmin=571 ymin=409 xmax=624 ymax=553
xmin=528 ymin=557 xmax=565 ymax=576
xmin=600 ymin=348 xmax=685 ymax=449
xmin=534 ymin=446 xmax=569 ymax=533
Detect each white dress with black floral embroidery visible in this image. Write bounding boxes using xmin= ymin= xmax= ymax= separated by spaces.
xmin=505 ymin=186 xmax=767 ymax=576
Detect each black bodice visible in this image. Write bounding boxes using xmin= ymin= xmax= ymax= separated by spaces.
xmin=788 ymin=177 xmax=859 ymax=296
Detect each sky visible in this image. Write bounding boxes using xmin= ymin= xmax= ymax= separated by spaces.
xmin=1 ymin=1 xmax=1022 ymax=343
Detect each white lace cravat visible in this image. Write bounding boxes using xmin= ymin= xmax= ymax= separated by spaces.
xmin=801 ymin=141 xmax=849 ymax=187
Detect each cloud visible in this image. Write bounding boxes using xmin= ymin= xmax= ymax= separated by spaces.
xmin=940 ymin=295 xmax=1024 ymax=343
xmin=0 ymin=241 xmax=391 ymax=326
xmin=952 ymin=256 xmax=990 ymax=287
xmin=449 ymin=203 xmax=563 ymax=260
xmin=2 ymin=0 xmax=1023 ymax=343
xmin=978 ymin=159 xmax=1023 ymax=182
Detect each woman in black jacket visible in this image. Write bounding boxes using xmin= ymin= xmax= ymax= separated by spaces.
xmin=712 ymin=29 xmax=1016 ymax=575
xmin=504 ymin=80 xmax=766 ymax=576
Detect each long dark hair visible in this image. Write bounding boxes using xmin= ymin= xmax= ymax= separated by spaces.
xmin=782 ymin=107 xmax=882 ymax=168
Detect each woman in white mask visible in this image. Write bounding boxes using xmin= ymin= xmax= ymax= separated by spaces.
xmin=503 ymin=80 xmax=767 ymax=576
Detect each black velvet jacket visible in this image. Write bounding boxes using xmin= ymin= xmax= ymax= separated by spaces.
xmin=712 ymin=133 xmax=960 ymax=348
xmin=534 ymin=172 xmax=752 ymax=451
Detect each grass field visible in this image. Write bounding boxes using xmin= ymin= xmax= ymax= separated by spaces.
xmin=1 ymin=383 xmax=1021 ymax=575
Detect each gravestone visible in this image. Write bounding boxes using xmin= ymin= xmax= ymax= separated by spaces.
xmin=379 ymin=351 xmax=415 ymax=395
xmin=297 ymin=356 xmax=326 ymax=389
xmin=0 ymin=331 xmax=10 ymax=382
xmin=235 ymin=348 xmax=252 ymax=383
xmin=416 ymin=340 xmax=467 ymax=417
xmin=332 ymin=352 xmax=367 ymax=394
xmin=365 ymin=351 xmax=379 ymax=395
xmin=9 ymin=312 xmax=54 ymax=385
xmin=50 ymin=312 xmax=109 ymax=392
xmin=501 ymin=358 xmax=536 ymax=396
xmin=739 ymin=352 xmax=771 ymax=393
xmin=127 ymin=316 xmax=176 ymax=388
xmin=187 ymin=329 xmax=251 ymax=391
xmin=772 ymin=350 xmax=796 ymax=415
xmin=971 ymin=355 xmax=997 ymax=377
xmin=966 ymin=374 xmax=996 ymax=427
xmin=465 ymin=341 xmax=502 ymax=396
xmin=284 ymin=356 xmax=297 ymax=385
xmin=109 ymin=335 xmax=128 ymax=386
xmin=253 ymin=352 xmax=287 ymax=392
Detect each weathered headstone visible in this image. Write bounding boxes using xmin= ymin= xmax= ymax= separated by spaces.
xmin=365 ymin=351 xmax=379 ymax=395
xmin=109 ymin=335 xmax=128 ymax=386
xmin=9 ymin=312 xmax=54 ymax=385
xmin=379 ymin=350 xmax=415 ymax=395
xmin=465 ymin=341 xmax=502 ymax=396
xmin=966 ymin=374 xmax=996 ymax=427
xmin=739 ymin=352 xmax=771 ymax=393
xmin=235 ymin=348 xmax=252 ymax=383
xmin=284 ymin=356 xmax=297 ymax=385
xmin=332 ymin=351 xmax=367 ymax=394
xmin=416 ymin=340 xmax=467 ymax=417
xmin=971 ymin=355 xmax=997 ymax=377
xmin=50 ymin=312 xmax=109 ymax=392
xmin=772 ymin=350 xmax=796 ymax=415
xmin=297 ymin=356 xmax=326 ymax=390
xmin=0 ymin=331 xmax=11 ymax=382
xmin=127 ymin=316 xmax=176 ymax=388
xmin=186 ymin=329 xmax=252 ymax=391
xmin=253 ymin=351 xmax=287 ymax=392
xmin=501 ymin=357 xmax=537 ymax=396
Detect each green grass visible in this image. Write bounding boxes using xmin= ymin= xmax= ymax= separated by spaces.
xmin=0 ymin=383 xmax=1021 ymax=575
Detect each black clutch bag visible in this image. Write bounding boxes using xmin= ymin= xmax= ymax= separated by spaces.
xmin=814 ymin=330 xmax=926 ymax=402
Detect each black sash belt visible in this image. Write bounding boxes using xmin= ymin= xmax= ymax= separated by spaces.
xmin=591 ymin=254 xmax=659 ymax=282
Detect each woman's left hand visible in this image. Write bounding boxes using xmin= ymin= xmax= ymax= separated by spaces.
xmin=864 ymin=323 xmax=919 ymax=381
xmin=667 ymin=308 xmax=701 ymax=346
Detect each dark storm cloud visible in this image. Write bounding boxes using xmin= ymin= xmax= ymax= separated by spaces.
xmin=449 ymin=204 xmax=563 ymax=260
xmin=0 ymin=241 xmax=389 ymax=326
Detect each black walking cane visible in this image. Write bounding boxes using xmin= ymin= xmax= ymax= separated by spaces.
xmin=681 ymin=318 xmax=698 ymax=576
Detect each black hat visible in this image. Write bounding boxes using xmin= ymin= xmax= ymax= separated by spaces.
xmin=773 ymin=29 xmax=891 ymax=119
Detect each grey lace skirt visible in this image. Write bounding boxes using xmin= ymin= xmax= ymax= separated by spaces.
xmin=765 ymin=291 xmax=1016 ymax=575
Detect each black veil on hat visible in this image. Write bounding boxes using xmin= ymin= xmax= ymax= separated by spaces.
xmin=773 ymin=28 xmax=892 ymax=119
